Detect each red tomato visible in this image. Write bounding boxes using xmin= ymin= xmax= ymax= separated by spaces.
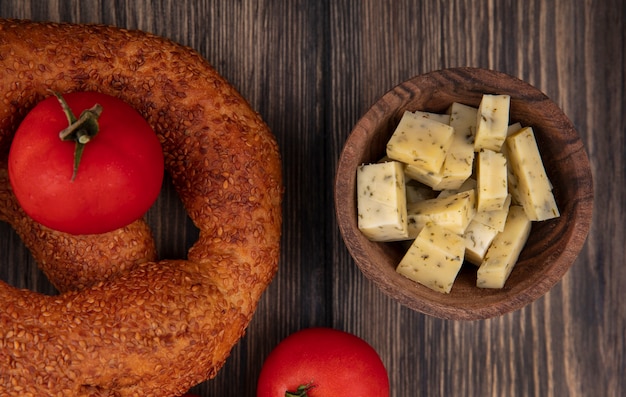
xmin=257 ymin=327 xmax=390 ymax=397
xmin=8 ymin=91 xmax=164 ymax=235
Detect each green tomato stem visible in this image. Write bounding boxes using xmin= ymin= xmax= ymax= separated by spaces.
xmin=58 ymin=103 xmax=102 ymax=142
xmin=51 ymin=90 xmax=77 ymax=125
xmin=52 ymin=91 xmax=103 ymax=181
xmin=285 ymin=383 xmax=316 ymax=397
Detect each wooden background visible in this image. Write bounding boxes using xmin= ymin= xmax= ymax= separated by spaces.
xmin=1 ymin=1 xmax=624 ymax=396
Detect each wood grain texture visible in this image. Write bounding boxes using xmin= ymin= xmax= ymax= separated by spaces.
xmin=0 ymin=0 xmax=624 ymax=396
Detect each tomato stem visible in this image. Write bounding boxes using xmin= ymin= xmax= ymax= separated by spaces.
xmin=285 ymin=383 xmax=316 ymax=397
xmin=52 ymin=91 xmax=103 ymax=181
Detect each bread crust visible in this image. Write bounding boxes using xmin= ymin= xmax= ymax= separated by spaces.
xmin=0 ymin=19 xmax=282 ymax=396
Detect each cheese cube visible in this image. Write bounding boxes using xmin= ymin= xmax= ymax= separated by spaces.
xmin=477 ymin=206 xmax=531 ymax=288
xmin=404 ymin=163 xmax=443 ymax=188
xmin=448 ymin=102 xmax=478 ymax=139
xmin=473 ymin=194 xmax=511 ymax=232
xmin=474 ymin=94 xmax=511 ymax=151
xmin=507 ymin=122 xmax=523 ymax=135
xmin=396 ymin=222 xmax=465 ymax=293
xmin=356 ymin=161 xmax=409 ymax=241
xmin=410 ymin=110 xmax=451 ymax=125
xmin=386 ymin=111 xmax=454 ymax=173
xmin=503 ymin=123 xmax=523 ymax=204
xmin=505 ymin=127 xmax=559 ymax=221
xmin=433 ymin=103 xmax=477 ymax=190
xmin=406 ymin=190 xmax=476 ymax=237
xmin=437 ymin=178 xmax=477 ymax=199
xmin=476 ymin=149 xmax=508 ymax=212
xmin=463 ymin=220 xmax=500 ymax=266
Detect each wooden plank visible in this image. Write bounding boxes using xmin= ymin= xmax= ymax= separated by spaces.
xmin=328 ymin=1 xmax=624 ymax=397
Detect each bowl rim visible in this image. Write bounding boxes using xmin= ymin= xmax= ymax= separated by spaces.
xmin=334 ymin=67 xmax=594 ymax=320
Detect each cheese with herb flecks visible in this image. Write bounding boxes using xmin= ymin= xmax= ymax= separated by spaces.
xmin=463 ymin=220 xmax=500 ymax=266
xmin=406 ymin=189 xmax=476 ymax=237
xmin=437 ymin=178 xmax=477 ymax=199
xmin=410 ymin=110 xmax=451 ymax=125
xmin=474 ymin=94 xmax=511 ymax=151
xmin=503 ymin=123 xmax=523 ymax=204
xmin=355 ymin=95 xmax=559 ymax=292
xmin=386 ymin=111 xmax=454 ymax=173
xmin=433 ymin=102 xmax=477 ymax=190
xmin=356 ymin=161 xmax=409 ymax=241
xmin=477 ymin=206 xmax=531 ymax=288
xmin=476 ymin=149 xmax=508 ymax=212
xmin=473 ymin=194 xmax=511 ymax=232
xmin=396 ymin=222 xmax=465 ymax=294
xmin=404 ymin=163 xmax=444 ymax=188
xmin=505 ymin=127 xmax=559 ymax=221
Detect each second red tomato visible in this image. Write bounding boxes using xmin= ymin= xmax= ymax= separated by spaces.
xmin=257 ymin=327 xmax=390 ymax=397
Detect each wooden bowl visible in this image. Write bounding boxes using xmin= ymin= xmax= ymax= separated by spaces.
xmin=334 ymin=67 xmax=593 ymax=320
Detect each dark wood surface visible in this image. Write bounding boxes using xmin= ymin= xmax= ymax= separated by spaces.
xmin=0 ymin=1 xmax=624 ymax=396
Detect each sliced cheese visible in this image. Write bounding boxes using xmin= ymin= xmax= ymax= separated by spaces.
xmin=503 ymin=123 xmax=523 ymax=205
xmin=433 ymin=102 xmax=477 ymax=190
xmin=473 ymin=194 xmax=511 ymax=232
xmin=437 ymin=178 xmax=477 ymax=199
xmin=410 ymin=110 xmax=451 ymax=125
xmin=463 ymin=220 xmax=500 ymax=266
xmin=474 ymin=94 xmax=511 ymax=151
xmin=386 ymin=111 xmax=454 ymax=173
xmin=396 ymin=222 xmax=465 ymax=293
xmin=404 ymin=163 xmax=443 ymax=188
xmin=476 ymin=149 xmax=508 ymax=212
xmin=507 ymin=122 xmax=523 ymax=135
xmin=406 ymin=189 xmax=476 ymax=237
xmin=357 ymin=99 xmax=555 ymax=293
xmin=505 ymin=127 xmax=559 ymax=221
xmin=356 ymin=161 xmax=408 ymax=241
xmin=477 ymin=206 xmax=531 ymax=288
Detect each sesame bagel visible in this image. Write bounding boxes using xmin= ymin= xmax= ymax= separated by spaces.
xmin=0 ymin=19 xmax=282 ymax=396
